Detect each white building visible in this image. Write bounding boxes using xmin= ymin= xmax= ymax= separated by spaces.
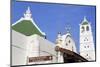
xmin=12 ymin=6 xmax=94 ymax=66
xmin=80 ymin=17 xmax=95 ymax=61
xmin=12 ymin=7 xmax=57 ymax=66
xmin=55 ymin=30 xmax=77 ymax=63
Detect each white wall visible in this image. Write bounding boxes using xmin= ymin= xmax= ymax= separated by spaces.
xmin=12 ymin=30 xmax=28 ymax=66
xmin=12 ymin=46 xmax=27 ymax=66
xmin=27 ymin=34 xmax=57 ymax=64
xmin=63 ymin=36 xmax=77 ymax=53
xmin=12 ymin=30 xmax=57 ymax=65
xmin=27 ymin=34 xmax=40 ymax=57
xmin=37 ymin=35 xmax=57 ymax=63
xmin=38 ymin=35 xmax=56 ymax=56
xmin=12 ymin=30 xmax=28 ymax=49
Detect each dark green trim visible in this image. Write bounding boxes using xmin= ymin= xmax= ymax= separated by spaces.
xmin=82 ymin=21 xmax=88 ymax=25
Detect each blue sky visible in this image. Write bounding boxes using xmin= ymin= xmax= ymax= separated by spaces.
xmin=11 ymin=1 xmax=96 ymax=53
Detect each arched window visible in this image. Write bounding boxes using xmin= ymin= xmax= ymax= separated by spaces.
xmin=68 ymin=40 xmax=71 ymax=43
xmin=66 ymin=43 xmax=68 ymax=46
xmin=81 ymin=26 xmax=84 ymax=32
xmin=86 ymin=54 xmax=88 ymax=56
xmin=82 ymin=26 xmax=84 ymax=30
xmin=86 ymin=26 xmax=89 ymax=31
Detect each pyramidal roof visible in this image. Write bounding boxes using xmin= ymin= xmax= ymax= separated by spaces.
xmin=81 ymin=16 xmax=89 ymax=25
xmin=12 ymin=7 xmax=46 ymax=36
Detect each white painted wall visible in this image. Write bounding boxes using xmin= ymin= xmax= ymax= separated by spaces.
xmin=27 ymin=34 xmax=57 ymax=64
xmin=12 ymin=30 xmax=28 ymax=49
xmin=38 ymin=35 xmax=57 ymax=63
xmin=62 ymin=35 xmax=77 ymax=53
xmin=12 ymin=46 xmax=27 ymax=66
xmin=12 ymin=30 xmax=57 ymax=65
xmin=12 ymin=30 xmax=28 ymax=66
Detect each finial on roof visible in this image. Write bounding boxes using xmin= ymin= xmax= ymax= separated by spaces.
xmin=57 ymin=32 xmax=61 ymax=38
xmin=83 ymin=16 xmax=88 ymax=22
xmin=65 ymin=25 xmax=71 ymax=33
xmin=26 ymin=6 xmax=31 ymax=14
xmin=58 ymin=32 xmax=61 ymax=34
xmin=24 ymin=6 xmax=32 ymax=19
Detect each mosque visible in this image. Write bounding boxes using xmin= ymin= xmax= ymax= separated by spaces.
xmin=11 ymin=7 xmax=95 ymax=66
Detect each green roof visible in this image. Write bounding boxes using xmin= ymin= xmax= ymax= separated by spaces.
xmin=82 ymin=21 xmax=88 ymax=25
xmin=12 ymin=20 xmax=44 ymax=36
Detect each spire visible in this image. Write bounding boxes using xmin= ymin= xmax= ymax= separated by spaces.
xmin=83 ymin=16 xmax=88 ymax=22
xmin=82 ymin=16 xmax=89 ymax=25
xmin=24 ymin=6 xmax=32 ymax=20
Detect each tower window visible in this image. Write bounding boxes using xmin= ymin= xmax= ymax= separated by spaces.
xmin=82 ymin=26 xmax=84 ymax=29
xmin=81 ymin=26 xmax=84 ymax=32
xmin=86 ymin=26 xmax=89 ymax=31
xmin=84 ymin=46 xmax=86 ymax=48
xmin=87 ymin=46 xmax=89 ymax=48
xmin=86 ymin=54 xmax=88 ymax=56
xmin=68 ymin=40 xmax=70 ymax=43
xmin=84 ymin=37 xmax=88 ymax=41
xmin=66 ymin=43 xmax=68 ymax=46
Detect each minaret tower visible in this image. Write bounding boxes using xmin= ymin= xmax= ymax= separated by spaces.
xmin=80 ymin=16 xmax=95 ymax=61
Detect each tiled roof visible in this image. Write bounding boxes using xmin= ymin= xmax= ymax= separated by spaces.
xmin=12 ymin=20 xmax=44 ymax=36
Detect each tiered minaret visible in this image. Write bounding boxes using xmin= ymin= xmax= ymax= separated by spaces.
xmin=80 ymin=16 xmax=95 ymax=61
